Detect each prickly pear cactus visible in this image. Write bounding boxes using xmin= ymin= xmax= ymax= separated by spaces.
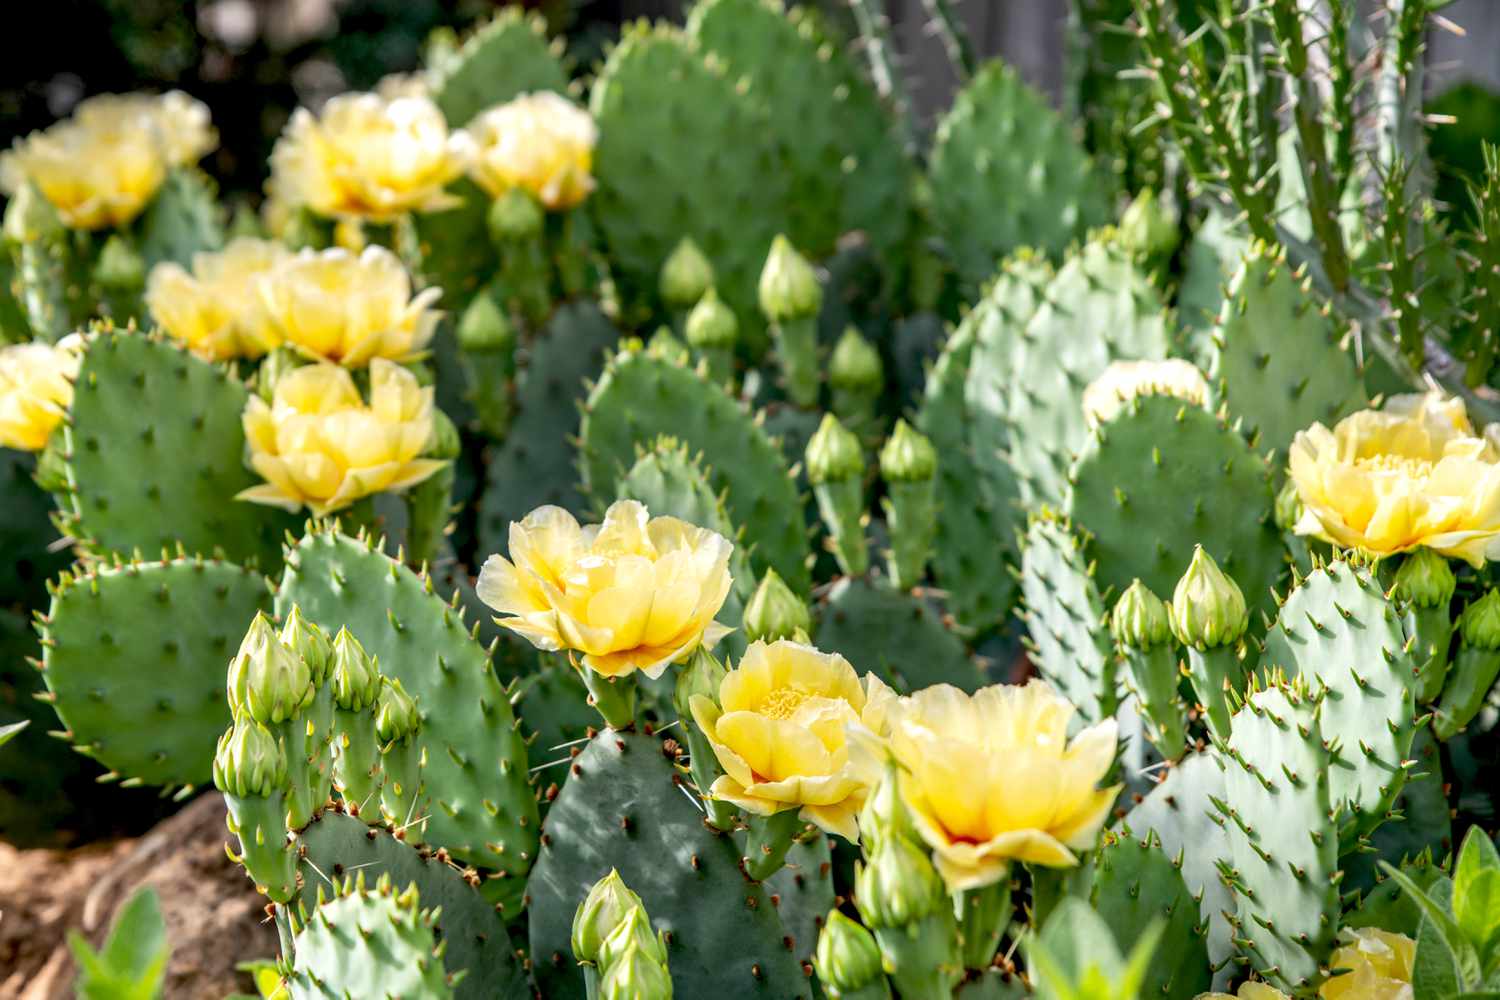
xmin=136 ymin=169 xmax=224 ymax=273
xmin=275 ymin=529 xmax=538 ymax=915
xmin=1175 ymin=209 xmax=1249 ymax=363
xmin=1018 ymin=513 xmax=1115 ymax=722
xmin=526 ymin=730 xmax=810 ymax=998
xmin=40 ymin=556 xmax=270 ymax=787
xmin=428 ymin=8 xmax=568 ymax=127
xmin=814 ymin=577 xmax=983 ymax=693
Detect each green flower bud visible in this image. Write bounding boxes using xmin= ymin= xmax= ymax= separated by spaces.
xmin=1118 ymin=189 xmax=1180 ymax=258
xmin=814 ymin=909 xmax=885 ymax=993
xmin=572 ymin=869 xmax=646 ymax=965
xmin=806 ymin=413 xmax=864 ymax=485
xmin=456 ymin=293 xmax=516 ymax=354
xmin=858 ymin=763 xmax=916 ymax=850
xmin=4 ymin=184 xmax=64 ymax=243
xmin=879 ymin=420 xmax=936 ymax=483
xmin=488 ymin=188 xmax=544 ymax=243
xmin=429 ymin=409 xmax=461 ymax=461
xmin=1460 ymin=589 xmax=1500 ymax=651
xmin=598 ymin=936 xmax=673 ymax=1000
xmin=743 ymin=568 xmax=811 ymax=643
xmin=855 ymin=832 xmax=945 ymax=929
xmin=228 ymin=612 xmax=313 ymax=725
xmin=330 ymin=627 xmax=381 ymax=712
xmin=1274 ymin=476 xmax=1304 ymax=533
xmin=1111 ymin=579 xmax=1172 ymax=650
xmin=684 ymin=287 xmax=738 ymax=350
xmin=94 ymin=235 xmax=145 ymax=290
xmin=279 ymin=605 xmax=332 ymax=686
xmin=1393 ymin=549 xmax=1457 ymax=609
xmin=598 ymin=905 xmax=669 ymax=970
xmin=659 ymin=236 xmax=715 ymax=309
xmin=758 ymin=234 xmax=822 ymax=323
xmin=829 ymin=327 xmax=883 ymax=393
xmin=1169 ymin=546 xmax=1248 ymax=649
xmin=673 ymin=646 xmax=727 ymax=718
xmin=212 ymin=717 xmax=288 ymax=799
xmin=375 ymin=677 xmax=421 ymax=745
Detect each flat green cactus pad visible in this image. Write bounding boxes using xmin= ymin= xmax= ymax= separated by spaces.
xmin=429 ymin=8 xmax=568 ymax=127
xmin=41 ymin=557 xmax=270 ymax=787
xmin=764 ymin=833 xmax=835 ymax=974
xmin=276 ymin=530 xmax=538 ymax=916
xmin=527 ymin=730 xmax=809 ymax=998
xmin=61 ymin=330 xmax=295 ymax=570
xmin=814 ymin=577 xmax=982 ymax=693
xmin=294 ymin=811 xmax=528 ymax=999
xmin=1176 ymin=209 xmax=1248 ymax=365
xmin=137 ymin=169 xmax=224 ymax=273
xmin=1018 ymin=514 xmax=1115 ymax=722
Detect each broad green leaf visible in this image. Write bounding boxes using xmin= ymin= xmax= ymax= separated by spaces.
xmin=1456 ymin=870 xmax=1500 ymax=972
xmin=1456 ymin=828 xmax=1500 ymax=899
xmin=1385 ymin=862 xmax=1483 ymax=985
xmin=68 ymin=887 xmax=169 ymax=1000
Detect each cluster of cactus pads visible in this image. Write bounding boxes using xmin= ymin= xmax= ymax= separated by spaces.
xmin=4 ymin=0 xmax=1500 ymax=997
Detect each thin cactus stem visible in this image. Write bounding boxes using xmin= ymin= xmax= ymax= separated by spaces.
xmin=846 ymin=0 xmax=917 ymax=153
xmin=920 ymin=0 xmax=977 ymax=81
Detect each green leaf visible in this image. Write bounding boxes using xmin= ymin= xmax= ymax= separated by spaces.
xmin=0 ymin=719 xmax=28 ymax=749
xmin=1456 ymin=870 xmax=1500 ymax=971
xmin=68 ymin=887 xmax=169 ymax=1000
xmin=1384 ymin=861 xmax=1484 ymax=985
xmin=1457 ymin=827 xmax=1500 ymax=891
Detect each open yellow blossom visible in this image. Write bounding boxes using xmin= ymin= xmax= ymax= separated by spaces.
xmin=864 ymin=677 xmax=1119 ymax=890
xmin=1196 ymin=985 xmax=1292 ymax=1000
xmin=689 ymin=640 xmax=881 ymax=842
xmin=237 ymin=358 xmax=446 ymax=516
xmin=269 ymin=92 xmax=472 ymax=221
xmin=466 ymin=92 xmax=597 ymax=210
xmin=1320 ymin=928 xmax=1414 ymax=1000
xmin=0 ymin=118 xmax=166 ymax=230
xmin=1082 ymin=358 xmax=1210 ymax=428
xmin=0 ymin=335 xmax=83 ymax=451
xmin=73 ymin=91 xmax=216 ymax=166
xmin=1290 ymin=392 xmax=1500 ymax=566
xmin=477 ymin=501 xmax=734 ymax=679
xmin=146 ymin=238 xmax=287 ymax=361
xmin=258 ymin=246 xmax=440 ymax=366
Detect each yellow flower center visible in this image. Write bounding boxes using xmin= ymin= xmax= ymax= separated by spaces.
xmin=758 ymin=687 xmax=811 ymax=720
xmin=1358 ymin=453 xmax=1433 ymax=480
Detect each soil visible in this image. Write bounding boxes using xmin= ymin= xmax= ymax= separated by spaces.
xmin=0 ymin=792 xmax=278 ymax=998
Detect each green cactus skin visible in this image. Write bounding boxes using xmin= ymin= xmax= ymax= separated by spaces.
xmin=136 ymin=169 xmax=225 ymax=273
xmin=814 ymin=577 xmax=983 ymax=693
xmin=952 ymin=972 xmax=1029 ymax=999
xmin=589 ymin=23 xmax=790 ymax=331
xmin=1067 ymin=394 xmax=1283 ymax=625
xmin=526 ymin=730 xmax=809 ymax=998
xmin=1342 ymin=728 xmax=1450 ymax=898
xmin=1121 ymin=752 xmax=1236 ymax=984
xmin=1259 ymin=560 xmax=1418 ymax=827
xmin=59 ymin=330 xmax=296 ymax=570
xmin=286 ymin=874 xmax=457 ymax=1000
xmin=1434 ymin=643 xmax=1500 ymax=742
xmin=1113 ymin=640 xmax=1188 ymax=761
xmin=687 ymin=0 xmax=912 ymax=270
xmin=0 ymin=449 xmax=67 ymax=608
xmin=475 ymin=300 xmax=619 ymax=556
xmin=928 ymin=62 xmax=1111 ymax=293
xmin=512 ymin=665 xmax=597 ymax=788
xmin=1175 ymin=210 xmax=1250 ymax=365
xmin=764 ymin=834 xmax=836 ymax=975
xmin=412 ymin=179 xmax=495 ymax=312
xmin=40 ymin=556 xmax=270 ymax=787
xmin=1219 ymin=681 xmax=1340 ymax=994
xmin=293 ymin=811 xmax=529 ymax=998
xmin=1091 ymin=827 xmax=1212 ymax=1000
xmin=5 ymin=187 xmax=95 ymax=341
xmin=1208 ymin=241 xmax=1365 ymax=459
xmin=227 ymin=788 xmax=298 ymax=905
xmin=1018 ymin=514 xmax=1116 ymax=722
xmin=989 ymin=238 xmax=1171 ymax=512
xmin=428 ymin=8 xmax=567 ymax=128
xmin=275 ymin=530 xmax=538 ymax=916
xmin=579 ymin=345 xmax=811 ymax=594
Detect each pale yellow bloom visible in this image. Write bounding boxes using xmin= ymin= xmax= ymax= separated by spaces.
xmin=466 ymin=92 xmax=597 ymax=210
xmin=0 ymin=119 xmax=166 ymax=230
xmin=864 ymin=677 xmax=1120 ymax=891
xmin=689 ymin=640 xmax=881 ymax=842
xmin=237 ymin=358 xmax=446 ymax=516
xmin=1082 ymin=358 xmax=1210 ymax=428
xmin=269 ymin=92 xmax=472 ymax=221
xmin=258 ymin=246 xmax=440 ymax=367
xmin=145 ymin=238 xmax=287 ymax=361
xmin=0 ymin=335 xmax=83 ymax=451
xmin=477 ymin=500 xmax=734 ymax=679
xmin=1196 ymin=985 xmax=1291 ymax=1000
xmin=73 ymin=91 xmax=216 ymax=166
xmin=1290 ymin=392 xmax=1500 ymax=566
xmin=1320 ymin=928 xmax=1414 ymax=1000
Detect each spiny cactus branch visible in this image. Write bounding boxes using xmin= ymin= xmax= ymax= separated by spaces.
xmin=846 ymin=0 xmax=917 ymax=152
xmin=920 ymin=0 xmax=977 ymax=81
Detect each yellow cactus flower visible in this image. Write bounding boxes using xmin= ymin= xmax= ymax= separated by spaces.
xmin=0 ymin=335 xmax=83 ymax=451
xmin=237 ymin=358 xmax=446 ymax=516
xmin=1290 ymin=392 xmax=1500 ymax=566
xmin=477 ymin=500 xmax=734 ymax=679
xmin=258 ymin=246 xmax=440 ymax=366
xmin=1082 ymin=358 xmax=1210 ymax=428
xmin=145 ymin=237 xmax=287 ymax=361
xmin=1196 ymin=985 xmax=1291 ymax=1000
xmin=73 ymin=90 xmax=217 ymax=166
xmin=864 ymin=677 xmax=1120 ymax=891
xmin=1320 ymin=928 xmax=1414 ymax=1000
xmin=466 ymin=92 xmax=597 ymax=210
xmin=689 ymin=640 xmax=881 ymax=842
xmin=269 ymin=92 xmax=472 ymax=221
xmin=0 ymin=118 xmax=167 ymax=230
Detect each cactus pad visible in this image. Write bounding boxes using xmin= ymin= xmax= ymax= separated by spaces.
xmin=41 ymin=557 xmax=270 ymax=787
xmin=1018 ymin=514 xmax=1116 ymax=722
xmin=1176 ymin=209 xmax=1249 ymax=364
xmin=764 ymin=833 xmax=835 ymax=974
xmin=429 ymin=8 xmax=567 ymax=127
xmin=527 ymin=730 xmax=809 ymax=998
xmin=137 ymin=169 xmax=225 ymax=273
xmin=814 ymin=577 xmax=982 ymax=693
xmin=276 ymin=530 xmax=538 ymax=914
